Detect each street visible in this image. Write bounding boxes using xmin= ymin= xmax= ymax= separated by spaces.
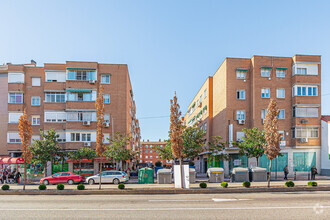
xmin=0 ymin=192 xmax=329 ymax=219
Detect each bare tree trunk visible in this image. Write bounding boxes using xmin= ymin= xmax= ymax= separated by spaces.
xmin=44 ymin=162 xmax=47 ymax=177
xmin=256 ymin=157 xmax=259 ymax=167
xmin=179 ymin=158 xmax=183 ymax=189
xmin=268 ymin=159 xmax=272 ymax=188
xmin=99 ymin=160 xmax=102 ymax=190
xmin=23 ymin=161 xmax=27 ymax=190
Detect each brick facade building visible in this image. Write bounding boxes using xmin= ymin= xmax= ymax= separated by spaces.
xmin=0 ymin=61 xmax=140 ymax=174
xmin=184 ymin=55 xmax=321 ymax=176
xmin=139 ymin=140 xmax=172 ymax=166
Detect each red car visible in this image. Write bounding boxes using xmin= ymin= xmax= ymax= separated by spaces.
xmin=40 ymin=172 xmax=85 ymax=185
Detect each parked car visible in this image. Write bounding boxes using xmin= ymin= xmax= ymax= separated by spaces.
xmin=40 ymin=172 xmax=85 ymax=185
xmin=86 ymin=171 xmax=129 ymax=185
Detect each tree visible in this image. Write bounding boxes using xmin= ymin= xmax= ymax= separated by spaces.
xmin=104 ymin=133 xmax=134 ymax=171
xmin=68 ymin=147 xmax=97 ymax=174
xmin=18 ymin=110 xmax=32 ymax=190
xmin=152 ymin=140 xmax=174 ymax=162
xmin=95 ymin=84 xmax=106 ymax=190
xmin=233 ymin=128 xmax=266 ymax=166
xmin=263 ymin=99 xmax=282 ymax=187
xmin=169 ymin=92 xmax=184 ymax=188
xmin=207 ymin=136 xmax=230 ymax=165
xmin=182 ymin=123 xmax=206 ymax=161
xmin=30 ymin=129 xmax=62 ymax=178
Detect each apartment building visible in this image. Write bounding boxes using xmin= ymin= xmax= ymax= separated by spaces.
xmin=0 ymin=60 xmax=140 ymax=174
xmin=185 ymin=55 xmax=321 ymax=176
xmin=140 ymin=140 xmax=172 ymax=166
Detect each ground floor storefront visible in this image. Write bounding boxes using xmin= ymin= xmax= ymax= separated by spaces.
xmin=195 ymin=147 xmax=320 ymax=178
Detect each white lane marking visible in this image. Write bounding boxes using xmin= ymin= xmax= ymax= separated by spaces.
xmin=212 ymin=199 xmax=252 ymax=202
xmin=0 ymin=206 xmax=329 ymax=211
xmin=149 ymin=200 xmax=209 ymax=202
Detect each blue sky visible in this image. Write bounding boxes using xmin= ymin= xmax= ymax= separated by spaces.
xmin=1 ymin=0 xmax=330 ymax=141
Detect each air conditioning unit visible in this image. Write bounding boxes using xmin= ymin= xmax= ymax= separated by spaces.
xmin=84 ymin=142 xmax=91 ymax=147
xmin=300 ymin=138 xmax=308 ymax=143
xmin=238 ymin=120 xmax=245 ymax=125
xmin=280 ymin=141 xmax=286 ymax=147
xmin=89 ymin=79 xmax=95 ymax=84
xmin=83 ymin=121 xmax=91 ymax=126
xmin=103 ymin=122 xmax=110 ymax=127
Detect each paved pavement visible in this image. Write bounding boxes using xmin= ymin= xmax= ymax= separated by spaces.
xmin=0 ymin=192 xmax=329 ymax=219
xmin=6 ymin=179 xmax=330 ymax=190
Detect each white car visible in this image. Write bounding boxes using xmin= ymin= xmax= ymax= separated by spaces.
xmin=86 ymin=171 xmax=129 ymax=185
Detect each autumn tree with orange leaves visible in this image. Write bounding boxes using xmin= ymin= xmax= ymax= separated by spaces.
xmin=95 ymin=85 xmax=105 ymax=190
xmin=170 ymin=92 xmax=184 ymax=188
xmin=18 ymin=110 xmax=32 ymax=190
xmin=263 ymin=99 xmax=282 ymax=188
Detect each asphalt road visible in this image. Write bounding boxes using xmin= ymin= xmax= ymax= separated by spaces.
xmin=0 ymin=192 xmax=329 ymax=219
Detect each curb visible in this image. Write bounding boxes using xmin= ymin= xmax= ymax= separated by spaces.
xmin=0 ymin=186 xmax=329 ymax=195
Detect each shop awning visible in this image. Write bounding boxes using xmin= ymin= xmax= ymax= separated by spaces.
xmin=276 ymin=67 xmax=288 ymax=70
xmin=236 ymin=68 xmax=248 ymax=71
xmin=0 ymin=157 xmax=24 ymax=164
xmin=95 ymin=157 xmax=111 ymax=161
xmin=261 ymin=66 xmax=273 ymax=69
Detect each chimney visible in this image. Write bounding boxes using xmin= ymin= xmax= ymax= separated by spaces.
xmin=31 ymin=60 xmax=37 ymax=66
xmin=159 ymin=139 xmax=161 ymax=142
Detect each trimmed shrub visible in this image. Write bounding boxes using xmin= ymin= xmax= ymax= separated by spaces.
xmin=307 ymin=181 xmax=317 ymax=187
xmin=1 ymin=185 xmax=9 ymax=190
xmin=155 ymin=161 xmax=162 ymax=167
xmin=199 ymin=182 xmax=207 ymax=188
xmin=57 ymin=184 xmax=65 ymax=190
xmin=118 ymin=183 xmax=125 ymax=190
xmin=285 ymin=181 xmax=295 ymax=187
xmin=39 ymin=184 xmax=47 ymax=190
xmin=189 ymin=161 xmax=195 ymax=166
xmin=243 ymin=181 xmax=251 ymax=188
xmin=221 ymin=182 xmax=228 ymax=188
xmin=77 ymin=184 xmax=85 ymax=190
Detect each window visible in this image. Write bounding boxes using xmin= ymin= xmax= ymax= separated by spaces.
xmin=297 ymin=68 xmax=307 ymax=75
xmin=276 ymin=69 xmax=285 ymax=77
xmin=44 ymin=112 xmax=66 ymax=122
xmin=45 ymin=92 xmax=66 ymax=103
xmin=261 ymin=109 xmax=267 ymax=119
xmin=293 ymin=152 xmax=316 ymax=171
xmin=196 ymin=99 xmax=199 ymax=107
xmin=261 ymin=88 xmax=270 ymax=98
xmin=145 ymin=150 xmax=148 ymax=153
xmin=66 ymin=112 xmax=96 ymax=121
xmin=8 ymin=72 xmax=24 ymax=83
xmin=261 ymin=68 xmax=271 ymax=77
xmin=7 ymin=133 xmax=21 ymax=143
xmin=236 ymin=90 xmax=245 ymax=100
xmin=204 ymin=89 xmax=207 ymax=98
xmin=101 ymin=75 xmax=110 ymax=84
xmin=71 ymin=133 xmax=80 ymax=142
xmin=31 ymin=96 xmax=40 ymax=106
xmin=150 ymin=150 xmax=153 ymax=153
xmin=294 ymin=127 xmax=319 ymax=138
xmin=279 ymin=131 xmax=285 ymax=140
xmin=278 ymin=109 xmax=285 ymax=119
xmin=9 ymin=93 xmax=23 ymax=103
xmin=67 ymin=70 xmax=96 ymax=81
xmin=200 ymin=95 xmax=202 ymax=103
xmin=31 ymin=135 xmax=40 ymax=144
xmin=156 ymin=156 xmax=159 ymax=159
xmin=81 ymin=133 xmax=91 ymax=142
xmin=8 ymin=112 xmax=23 ymax=123
xmin=67 ymin=91 xmax=96 ymax=101
xmin=236 ymin=71 xmax=246 ymax=79
xmin=32 ymin=77 xmax=41 ymax=86
xmin=276 ymin=88 xmax=285 ymax=98
xmin=46 ymin=71 xmax=66 ymax=82
xmin=56 ymin=132 xmax=66 ymax=142
xmin=203 ymin=105 xmax=207 ymax=114
xmin=236 ymin=110 xmax=245 ymax=120
xmin=150 ymin=156 xmax=153 ymax=159
xmin=293 ymin=107 xmax=318 ymax=118
xmin=293 ymin=85 xmax=318 ymax=96
xmin=236 ymin=131 xmax=245 ymax=141
xmin=32 ymin=116 xmax=40 ymax=125
xmin=145 ymin=156 xmax=148 ymax=159
xmin=104 ymin=134 xmax=110 ymax=144
xmin=103 ymin=94 xmax=110 ymax=103
xmin=145 ymin=145 xmax=148 ymax=149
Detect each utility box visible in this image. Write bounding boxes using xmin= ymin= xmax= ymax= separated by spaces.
xmin=207 ymin=167 xmax=224 ymax=183
xmin=138 ymin=167 xmax=154 ymax=184
xmin=231 ymin=167 xmax=249 ymax=182
xmin=250 ymin=167 xmax=267 ymax=182
xmin=157 ymin=169 xmax=172 ymax=184
xmin=189 ymin=168 xmax=196 ymax=183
